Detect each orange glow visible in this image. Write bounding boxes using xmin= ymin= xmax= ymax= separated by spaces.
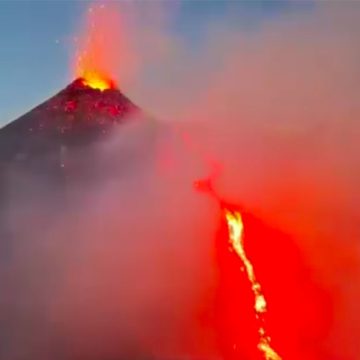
xmin=74 ymin=4 xmax=132 ymax=91
xmin=80 ymin=70 xmax=115 ymax=91
xmin=224 ymin=208 xmax=282 ymax=360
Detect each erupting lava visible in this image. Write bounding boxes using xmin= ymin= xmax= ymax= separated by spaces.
xmin=80 ymin=70 xmax=116 ymax=91
xmin=224 ymin=209 xmax=282 ymax=360
xmin=74 ymin=4 xmax=129 ymax=92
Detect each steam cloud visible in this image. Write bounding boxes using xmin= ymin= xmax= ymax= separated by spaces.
xmin=124 ymin=4 xmax=360 ymax=358
xmin=1 ymin=2 xmax=360 ymax=359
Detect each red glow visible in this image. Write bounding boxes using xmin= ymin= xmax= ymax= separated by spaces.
xmin=194 ymin=178 xmax=333 ymax=359
xmin=80 ymin=72 xmax=116 ymax=91
xmin=73 ymin=4 xmax=129 ymax=91
xmin=64 ymin=100 xmax=77 ymax=112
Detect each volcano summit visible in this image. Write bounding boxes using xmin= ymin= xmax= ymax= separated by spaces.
xmin=0 ymin=78 xmax=141 ymax=162
xmin=0 ymin=78 xmax=155 ymax=252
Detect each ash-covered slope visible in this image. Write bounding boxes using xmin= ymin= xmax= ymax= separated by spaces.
xmin=0 ymin=78 xmax=141 ymax=162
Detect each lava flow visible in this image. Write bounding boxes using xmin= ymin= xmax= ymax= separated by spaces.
xmin=195 ymin=178 xmax=282 ymax=359
xmin=224 ymin=208 xmax=281 ymax=360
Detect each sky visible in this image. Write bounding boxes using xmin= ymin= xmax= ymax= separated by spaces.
xmin=0 ymin=0 xmax=314 ymax=127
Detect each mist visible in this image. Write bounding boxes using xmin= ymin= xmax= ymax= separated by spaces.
xmin=1 ymin=2 xmax=360 ymax=360
xmin=123 ymin=2 xmax=360 ymax=359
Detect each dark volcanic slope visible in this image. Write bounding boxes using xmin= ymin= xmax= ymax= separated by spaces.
xmin=0 ymin=79 xmax=141 ymax=162
xmin=0 ymin=79 xmax=147 ymax=249
xmin=0 ymin=80 xmax=160 ymax=360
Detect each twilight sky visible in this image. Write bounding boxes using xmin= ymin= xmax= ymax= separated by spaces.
xmin=0 ymin=0 xmax=314 ymax=127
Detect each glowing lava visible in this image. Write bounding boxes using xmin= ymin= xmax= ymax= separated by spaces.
xmin=224 ymin=208 xmax=282 ymax=360
xmin=74 ymin=4 xmax=128 ymax=92
xmin=194 ymin=177 xmax=282 ymax=359
xmin=80 ymin=70 xmax=115 ymax=91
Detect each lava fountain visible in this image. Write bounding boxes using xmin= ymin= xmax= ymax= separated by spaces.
xmin=73 ymin=4 xmax=131 ymax=91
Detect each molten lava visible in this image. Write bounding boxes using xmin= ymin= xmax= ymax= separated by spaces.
xmin=73 ymin=4 xmax=130 ymax=93
xmin=194 ymin=178 xmax=282 ymax=359
xmin=80 ymin=70 xmax=115 ymax=91
xmin=224 ymin=208 xmax=282 ymax=360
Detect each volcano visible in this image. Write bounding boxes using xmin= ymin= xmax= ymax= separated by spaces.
xmin=0 ymin=78 xmax=141 ymax=162
xmin=0 ymin=79 xmax=152 ymax=248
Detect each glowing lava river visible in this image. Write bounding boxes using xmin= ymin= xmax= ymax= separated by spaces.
xmin=224 ymin=208 xmax=281 ymax=360
xmin=194 ymin=177 xmax=283 ymax=359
